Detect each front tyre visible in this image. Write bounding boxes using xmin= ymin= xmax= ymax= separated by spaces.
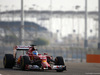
xmin=55 ymin=56 xmax=65 ymax=72
xmin=55 ymin=56 xmax=64 ymax=65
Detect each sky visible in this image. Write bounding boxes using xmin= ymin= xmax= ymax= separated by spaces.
xmin=0 ymin=0 xmax=99 ymax=37
xmin=0 ymin=0 xmax=98 ymax=11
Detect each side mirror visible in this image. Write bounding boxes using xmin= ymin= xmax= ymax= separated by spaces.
xmin=44 ymin=53 xmax=48 ymax=55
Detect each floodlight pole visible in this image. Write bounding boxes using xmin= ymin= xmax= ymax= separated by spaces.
xmin=84 ymin=0 xmax=88 ymax=48
xmin=20 ymin=0 xmax=24 ymax=45
xmin=49 ymin=0 xmax=52 ymax=37
xmin=0 ymin=5 xmax=1 ymax=21
xmin=98 ymin=0 xmax=100 ymax=49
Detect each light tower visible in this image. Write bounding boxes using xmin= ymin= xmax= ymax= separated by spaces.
xmin=84 ymin=0 xmax=88 ymax=48
xmin=20 ymin=0 xmax=24 ymax=45
xmin=98 ymin=0 xmax=100 ymax=49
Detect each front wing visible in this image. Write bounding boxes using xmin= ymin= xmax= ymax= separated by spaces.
xmin=52 ymin=65 xmax=66 ymax=70
xmin=27 ymin=65 xmax=66 ymax=71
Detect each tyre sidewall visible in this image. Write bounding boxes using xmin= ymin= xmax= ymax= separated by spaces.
xmin=3 ymin=54 xmax=15 ymax=68
xmin=20 ymin=56 xmax=30 ymax=70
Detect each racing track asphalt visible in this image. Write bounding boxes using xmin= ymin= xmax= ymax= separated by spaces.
xmin=0 ymin=61 xmax=100 ymax=75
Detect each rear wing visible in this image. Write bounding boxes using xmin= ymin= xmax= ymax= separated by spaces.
xmin=14 ymin=45 xmax=31 ymax=51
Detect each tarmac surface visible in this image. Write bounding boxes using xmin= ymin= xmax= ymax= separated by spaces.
xmin=0 ymin=60 xmax=100 ymax=75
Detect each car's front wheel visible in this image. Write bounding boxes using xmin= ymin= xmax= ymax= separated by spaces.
xmin=55 ymin=56 xmax=65 ymax=72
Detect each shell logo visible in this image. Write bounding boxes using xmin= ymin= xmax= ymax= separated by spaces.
xmin=42 ymin=60 xmax=46 ymax=62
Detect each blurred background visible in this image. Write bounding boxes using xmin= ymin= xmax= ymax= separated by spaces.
xmin=0 ymin=0 xmax=99 ymax=62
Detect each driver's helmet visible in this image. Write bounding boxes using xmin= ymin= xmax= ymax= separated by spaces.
xmin=32 ymin=51 xmax=38 ymax=55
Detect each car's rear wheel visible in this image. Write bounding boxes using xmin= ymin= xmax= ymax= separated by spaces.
xmin=20 ymin=56 xmax=30 ymax=70
xmin=55 ymin=56 xmax=64 ymax=72
xmin=3 ymin=54 xmax=15 ymax=68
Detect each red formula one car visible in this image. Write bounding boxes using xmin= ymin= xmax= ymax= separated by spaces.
xmin=3 ymin=45 xmax=66 ymax=72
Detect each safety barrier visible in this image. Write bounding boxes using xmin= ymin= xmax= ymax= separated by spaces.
xmin=86 ymin=54 xmax=100 ymax=63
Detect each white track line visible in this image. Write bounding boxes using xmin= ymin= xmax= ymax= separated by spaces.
xmin=85 ymin=73 xmax=100 ymax=75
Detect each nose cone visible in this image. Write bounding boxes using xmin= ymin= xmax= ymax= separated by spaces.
xmin=41 ymin=60 xmax=51 ymax=69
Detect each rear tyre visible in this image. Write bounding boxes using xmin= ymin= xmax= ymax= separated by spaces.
xmin=3 ymin=54 xmax=15 ymax=68
xmin=20 ymin=56 xmax=30 ymax=70
xmin=55 ymin=56 xmax=64 ymax=72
